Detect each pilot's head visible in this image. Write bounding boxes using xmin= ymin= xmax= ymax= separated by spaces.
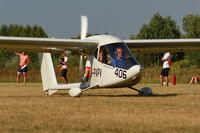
xmin=116 ymin=48 xmax=123 ymax=59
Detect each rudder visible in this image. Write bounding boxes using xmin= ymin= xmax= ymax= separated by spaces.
xmin=39 ymin=53 xmax=58 ymax=91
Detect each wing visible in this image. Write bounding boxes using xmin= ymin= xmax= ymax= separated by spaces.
xmin=0 ymin=36 xmax=99 ymax=53
xmin=124 ymin=39 xmax=200 ymax=53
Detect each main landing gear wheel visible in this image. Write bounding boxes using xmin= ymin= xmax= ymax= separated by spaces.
xmin=68 ymin=87 xmax=82 ymax=97
xmin=139 ymin=87 xmax=153 ymax=96
xmin=129 ymin=86 xmax=153 ymax=96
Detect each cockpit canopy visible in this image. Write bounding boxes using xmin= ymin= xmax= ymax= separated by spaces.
xmin=96 ymin=42 xmax=139 ymax=70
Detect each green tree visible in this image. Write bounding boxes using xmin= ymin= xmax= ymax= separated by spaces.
xmin=131 ymin=13 xmax=181 ymax=67
xmin=0 ymin=24 xmax=9 ymax=36
xmin=0 ymin=24 xmax=48 ymax=68
xmin=183 ymin=14 xmax=200 ymax=38
xmin=134 ymin=13 xmax=180 ymax=39
xmin=184 ymin=52 xmax=200 ymax=67
xmin=183 ymin=14 xmax=200 ymax=66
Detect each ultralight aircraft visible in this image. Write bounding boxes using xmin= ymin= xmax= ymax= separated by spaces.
xmin=0 ymin=16 xmax=200 ymax=96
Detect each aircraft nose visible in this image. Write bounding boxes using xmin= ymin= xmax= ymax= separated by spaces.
xmin=130 ymin=65 xmax=142 ymax=75
xmin=137 ymin=65 xmax=142 ymax=73
xmin=129 ymin=65 xmax=142 ymax=84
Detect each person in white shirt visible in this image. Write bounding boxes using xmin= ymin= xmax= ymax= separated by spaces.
xmin=59 ymin=53 xmax=68 ymax=83
xmin=81 ymin=55 xmax=91 ymax=81
xmin=160 ymin=52 xmax=172 ymax=87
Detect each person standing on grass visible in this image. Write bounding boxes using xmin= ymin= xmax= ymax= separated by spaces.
xmin=59 ymin=53 xmax=68 ymax=84
xmin=14 ymin=52 xmax=30 ymax=84
xmin=81 ymin=55 xmax=91 ymax=82
xmin=160 ymin=52 xmax=172 ymax=87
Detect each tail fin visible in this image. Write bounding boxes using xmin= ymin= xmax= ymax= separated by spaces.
xmin=39 ymin=53 xmax=58 ymax=91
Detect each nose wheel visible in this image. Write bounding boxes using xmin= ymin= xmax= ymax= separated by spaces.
xmin=129 ymin=86 xmax=153 ymax=96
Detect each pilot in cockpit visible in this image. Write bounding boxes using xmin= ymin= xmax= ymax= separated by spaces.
xmin=111 ymin=47 xmax=125 ymax=68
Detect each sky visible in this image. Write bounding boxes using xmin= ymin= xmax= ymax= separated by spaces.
xmin=0 ymin=0 xmax=199 ymax=39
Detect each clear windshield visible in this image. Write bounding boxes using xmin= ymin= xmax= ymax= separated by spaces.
xmin=98 ymin=42 xmax=139 ymax=69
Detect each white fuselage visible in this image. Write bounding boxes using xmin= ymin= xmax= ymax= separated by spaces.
xmin=87 ymin=35 xmax=142 ymax=88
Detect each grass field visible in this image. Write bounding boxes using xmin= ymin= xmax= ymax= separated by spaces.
xmin=0 ymin=83 xmax=200 ymax=133
xmin=1 ymin=66 xmax=200 ymax=84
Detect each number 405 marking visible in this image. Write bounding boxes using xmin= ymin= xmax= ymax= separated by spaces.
xmin=114 ymin=69 xmax=127 ymax=79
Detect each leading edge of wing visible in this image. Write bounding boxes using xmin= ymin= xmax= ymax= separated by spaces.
xmin=124 ymin=39 xmax=200 ymax=52
xmin=0 ymin=36 xmax=99 ymax=53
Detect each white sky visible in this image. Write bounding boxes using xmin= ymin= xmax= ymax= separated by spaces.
xmin=0 ymin=0 xmax=199 ymax=39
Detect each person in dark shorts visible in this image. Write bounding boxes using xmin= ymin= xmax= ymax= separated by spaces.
xmin=160 ymin=52 xmax=172 ymax=87
xmin=160 ymin=68 xmax=170 ymax=77
xmin=59 ymin=53 xmax=68 ymax=83
xmin=18 ymin=65 xmax=28 ymax=73
xmin=15 ymin=52 xmax=30 ymax=84
xmin=60 ymin=69 xmax=67 ymax=78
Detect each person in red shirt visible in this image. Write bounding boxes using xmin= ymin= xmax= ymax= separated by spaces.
xmin=81 ymin=55 xmax=91 ymax=81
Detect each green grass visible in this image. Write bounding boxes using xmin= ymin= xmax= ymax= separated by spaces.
xmin=0 ymin=83 xmax=200 ymax=133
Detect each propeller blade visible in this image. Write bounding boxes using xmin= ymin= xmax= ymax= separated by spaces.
xmin=80 ymin=16 xmax=88 ymax=40
xmin=79 ymin=54 xmax=84 ymax=77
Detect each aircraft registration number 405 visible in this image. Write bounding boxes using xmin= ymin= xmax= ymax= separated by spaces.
xmin=114 ymin=68 xmax=127 ymax=79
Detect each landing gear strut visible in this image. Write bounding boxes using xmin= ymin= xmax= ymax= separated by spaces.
xmin=129 ymin=86 xmax=153 ymax=96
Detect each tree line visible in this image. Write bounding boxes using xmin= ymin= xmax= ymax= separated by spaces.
xmin=0 ymin=13 xmax=200 ymax=68
xmin=0 ymin=24 xmax=48 ymax=68
xmin=131 ymin=13 xmax=200 ymax=67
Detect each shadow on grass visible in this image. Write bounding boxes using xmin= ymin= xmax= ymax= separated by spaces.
xmin=81 ymin=93 xmax=178 ymax=98
xmin=0 ymin=95 xmax=46 ymax=98
xmin=0 ymin=93 xmax=178 ymax=98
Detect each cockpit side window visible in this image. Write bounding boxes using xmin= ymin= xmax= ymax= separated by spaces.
xmin=98 ymin=46 xmax=109 ymax=64
xmin=101 ymin=43 xmax=139 ymax=69
xmin=94 ymin=48 xmax=98 ymax=59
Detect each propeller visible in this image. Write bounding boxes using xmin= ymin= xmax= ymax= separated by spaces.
xmin=80 ymin=16 xmax=88 ymax=40
xmin=79 ymin=16 xmax=88 ymax=77
xmin=79 ymin=54 xmax=84 ymax=77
